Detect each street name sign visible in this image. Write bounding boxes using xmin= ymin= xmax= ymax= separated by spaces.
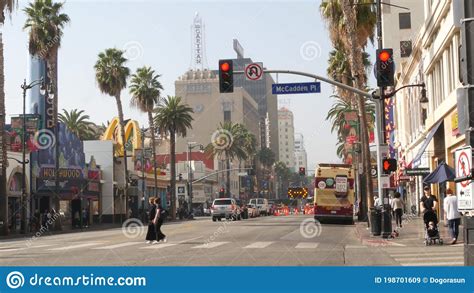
xmin=272 ymin=82 xmax=321 ymax=95
xmin=405 ymin=168 xmax=430 ymax=176
xmin=455 ymin=146 xmax=474 ymax=211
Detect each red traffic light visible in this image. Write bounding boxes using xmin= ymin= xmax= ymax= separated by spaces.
xmin=220 ymin=62 xmax=230 ymax=72
xmin=379 ymin=50 xmax=391 ymax=62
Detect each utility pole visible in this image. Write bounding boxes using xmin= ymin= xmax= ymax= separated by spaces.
xmin=375 ymin=0 xmax=392 ymax=238
xmin=460 ymin=0 xmax=474 ymax=266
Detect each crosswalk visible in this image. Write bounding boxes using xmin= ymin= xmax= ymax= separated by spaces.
xmin=383 ymin=246 xmax=464 ymax=266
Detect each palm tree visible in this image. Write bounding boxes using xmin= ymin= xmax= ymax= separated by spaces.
xmin=257 ymin=147 xmax=275 ymax=169
xmin=154 ymin=96 xmax=193 ymax=219
xmin=205 ymin=122 xmax=249 ymax=198
xmin=24 ymin=0 xmax=69 ymax=229
xmin=129 ymin=66 xmax=163 ymax=198
xmin=0 ymin=0 xmax=18 ymax=235
xmin=94 ymin=48 xmax=130 ymax=220
xmin=59 ymin=109 xmax=96 ymax=140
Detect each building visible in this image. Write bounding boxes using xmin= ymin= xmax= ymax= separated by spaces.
xmin=294 ymin=133 xmax=308 ymax=171
xmin=390 ymin=0 xmax=463 ymax=215
xmin=278 ymin=108 xmax=296 ymax=171
xmin=175 ymin=69 xmax=261 ymax=198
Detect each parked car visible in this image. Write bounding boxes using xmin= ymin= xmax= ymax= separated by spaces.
xmin=246 ymin=204 xmax=259 ymax=218
xmin=211 ymin=198 xmax=240 ymax=221
xmin=249 ymin=198 xmax=270 ymax=216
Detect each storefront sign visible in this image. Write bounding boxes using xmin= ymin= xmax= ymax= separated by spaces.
xmin=451 ymin=111 xmax=459 ymax=136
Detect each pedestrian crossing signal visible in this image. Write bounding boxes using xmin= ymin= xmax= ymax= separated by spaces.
xmin=382 ymin=158 xmax=397 ymax=174
xmin=298 ymin=167 xmax=306 ymax=176
xmin=287 ymin=187 xmax=308 ymax=199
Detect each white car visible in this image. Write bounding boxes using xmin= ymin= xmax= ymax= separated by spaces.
xmin=249 ymin=198 xmax=270 ymax=216
xmin=246 ymin=204 xmax=259 ymax=218
xmin=211 ymin=198 xmax=240 ymax=221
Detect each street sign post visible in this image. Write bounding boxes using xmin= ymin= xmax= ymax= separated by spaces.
xmin=271 ymin=82 xmax=321 ymax=95
xmin=455 ymin=146 xmax=474 ymax=211
xmin=245 ymin=63 xmax=263 ymax=81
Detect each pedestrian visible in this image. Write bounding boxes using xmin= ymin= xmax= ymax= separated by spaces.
xmin=391 ymin=192 xmax=405 ymax=228
xmin=443 ymin=188 xmax=461 ymax=245
xmin=420 ymin=186 xmax=438 ymax=213
xmin=154 ymin=197 xmax=167 ymax=243
xmin=145 ymin=197 xmax=157 ymax=244
xmin=374 ymin=195 xmax=382 ymax=209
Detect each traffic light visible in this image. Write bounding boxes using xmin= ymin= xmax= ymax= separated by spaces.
xmin=287 ymin=187 xmax=308 ymax=199
xmin=376 ymin=49 xmax=395 ymax=87
xmin=219 ymin=59 xmax=233 ymax=93
xmin=219 ymin=187 xmax=225 ymax=197
xmin=298 ymin=167 xmax=306 ymax=176
xmin=178 ymin=173 xmax=183 ymax=181
xmin=382 ymin=158 xmax=397 ymax=174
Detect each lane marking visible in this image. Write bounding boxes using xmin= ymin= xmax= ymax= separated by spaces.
xmin=395 ymin=256 xmax=464 ymax=262
xmin=244 ymin=242 xmax=273 ymax=249
xmin=345 ymin=245 xmax=367 ymax=249
xmin=401 ymin=261 xmax=463 ymax=266
xmin=295 ymin=242 xmax=319 ymax=249
xmin=389 ymin=252 xmax=462 ymax=258
xmin=141 ymin=243 xmax=177 ymax=250
xmin=93 ymin=242 xmax=143 ymax=250
xmin=192 ymin=242 xmax=228 ymax=249
xmin=48 ymin=242 xmax=102 ymax=251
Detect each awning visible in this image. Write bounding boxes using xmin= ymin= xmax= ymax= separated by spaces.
xmin=411 ymin=121 xmax=442 ymax=168
xmin=423 ymin=161 xmax=456 ymax=184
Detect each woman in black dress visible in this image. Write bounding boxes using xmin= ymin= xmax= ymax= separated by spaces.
xmin=154 ymin=197 xmax=167 ymax=242
xmin=145 ymin=197 xmax=157 ymax=243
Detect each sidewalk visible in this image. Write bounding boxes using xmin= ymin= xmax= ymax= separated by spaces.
xmin=354 ymin=215 xmax=464 ymax=247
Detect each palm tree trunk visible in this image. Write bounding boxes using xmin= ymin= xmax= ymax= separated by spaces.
xmin=170 ymin=129 xmax=176 ymax=220
xmin=148 ymin=111 xmax=158 ymax=199
xmin=342 ymin=0 xmax=374 ymax=215
xmin=48 ymin=49 xmax=62 ymax=230
xmin=0 ymin=32 xmax=8 ymax=235
xmin=115 ymin=93 xmax=129 ymax=221
xmin=226 ymin=157 xmax=231 ymax=197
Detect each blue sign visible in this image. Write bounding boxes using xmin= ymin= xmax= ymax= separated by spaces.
xmin=272 ymin=82 xmax=321 ymax=95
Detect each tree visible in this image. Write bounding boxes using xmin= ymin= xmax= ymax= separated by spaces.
xmin=0 ymin=0 xmax=18 ymax=235
xmin=59 ymin=109 xmax=96 ymax=140
xmin=24 ymin=0 xmax=70 ymax=229
xmin=94 ymin=48 xmax=130 ymax=220
xmin=257 ymin=147 xmax=275 ymax=169
xmin=130 ymin=66 xmax=163 ymax=198
xmin=154 ymin=96 xmax=193 ymax=219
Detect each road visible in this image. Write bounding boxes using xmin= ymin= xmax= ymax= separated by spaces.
xmin=0 ymin=215 xmax=464 ymax=266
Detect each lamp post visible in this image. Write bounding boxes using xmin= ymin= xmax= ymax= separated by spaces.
xmin=20 ymin=77 xmax=47 ymax=234
xmin=187 ymin=142 xmax=204 ymax=217
xmin=140 ymin=127 xmax=147 ymax=222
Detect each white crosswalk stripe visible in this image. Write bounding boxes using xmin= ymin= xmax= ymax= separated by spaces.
xmin=48 ymin=242 xmax=102 ymax=251
xmin=192 ymin=242 xmax=228 ymax=249
xmin=244 ymin=242 xmax=273 ymax=249
xmin=141 ymin=243 xmax=177 ymax=249
xmin=384 ymin=247 xmax=464 ymax=266
xmin=296 ymin=242 xmax=319 ymax=249
xmin=93 ymin=242 xmax=143 ymax=250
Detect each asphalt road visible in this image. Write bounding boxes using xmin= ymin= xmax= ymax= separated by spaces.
xmin=0 ymin=215 xmax=464 ymax=266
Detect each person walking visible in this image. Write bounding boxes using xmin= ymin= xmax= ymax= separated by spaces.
xmin=420 ymin=186 xmax=438 ymax=213
xmin=145 ymin=197 xmax=157 ymax=244
xmin=391 ymin=192 xmax=405 ymax=228
xmin=154 ymin=197 xmax=167 ymax=243
xmin=444 ymin=188 xmax=461 ymax=245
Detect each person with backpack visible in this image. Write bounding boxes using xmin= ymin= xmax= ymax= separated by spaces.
xmin=153 ymin=197 xmax=167 ymax=243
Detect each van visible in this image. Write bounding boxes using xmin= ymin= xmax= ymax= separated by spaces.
xmin=249 ymin=198 xmax=270 ymax=216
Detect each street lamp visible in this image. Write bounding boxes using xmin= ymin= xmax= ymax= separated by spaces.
xmin=20 ymin=77 xmax=51 ymax=234
xmin=187 ymin=142 xmax=204 ymax=218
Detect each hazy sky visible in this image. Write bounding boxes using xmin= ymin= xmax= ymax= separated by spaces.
xmin=3 ymin=0 xmax=376 ymax=170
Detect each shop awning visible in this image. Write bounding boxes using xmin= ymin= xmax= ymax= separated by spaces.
xmin=411 ymin=121 xmax=442 ymax=168
xmin=423 ymin=161 xmax=456 ymax=184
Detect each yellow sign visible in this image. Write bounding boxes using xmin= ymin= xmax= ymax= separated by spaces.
xmin=102 ymin=117 xmax=142 ymax=157
xmin=451 ymin=111 xmax=459 ymax=136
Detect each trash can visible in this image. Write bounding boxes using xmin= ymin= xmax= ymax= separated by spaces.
xmin=463 ymin=216 xmax=474 ymax=266
xmin=381 ymin=209 xmax=393 ymax=238
xmin=370 ymin=207 xmax=382 ymax=236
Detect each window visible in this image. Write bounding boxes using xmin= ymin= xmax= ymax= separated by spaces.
xmin=400 ymin=41 xmax=412 ymax=58
xmin=399 ymin=12 xmax=411 ymax=29
xmin=224 ymin=110 xmax=231 ymax=121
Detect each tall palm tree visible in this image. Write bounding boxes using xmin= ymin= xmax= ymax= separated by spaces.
xmin=321 ymin=0 xmax=377 ymax=211
xmin=154 ymin=96 xmax=193 ymax=219
xmin=59 ymin=109 xmax=96 ymax=140
xmin=0 ymin=0 xmax=18 ymax=235
xmin=94 ymin=48 xmax=130 ymax=220
xmin=24 ymin=0 xmax=69 ymax=229
xmin=205 ymin=122 xmax=248 ymax=198
xmin=257 ymin=147 xmax=275 ymax=169
xmin=129 ymin=66 xmax=163 ymax=198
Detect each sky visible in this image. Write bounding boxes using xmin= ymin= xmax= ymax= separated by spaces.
xmin=3 ymin=0 xmax=377 ymax=170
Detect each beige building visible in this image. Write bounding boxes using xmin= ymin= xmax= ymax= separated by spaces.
xmin=278 ymin=108 xmax=296 ymax=171
xmin=175 ymin=69 xmax=261 ymax=197
xmin=294 ymin=133 xmax=308 ymax=171
xmin=391 ymin=0 xmax=463 ymax=214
